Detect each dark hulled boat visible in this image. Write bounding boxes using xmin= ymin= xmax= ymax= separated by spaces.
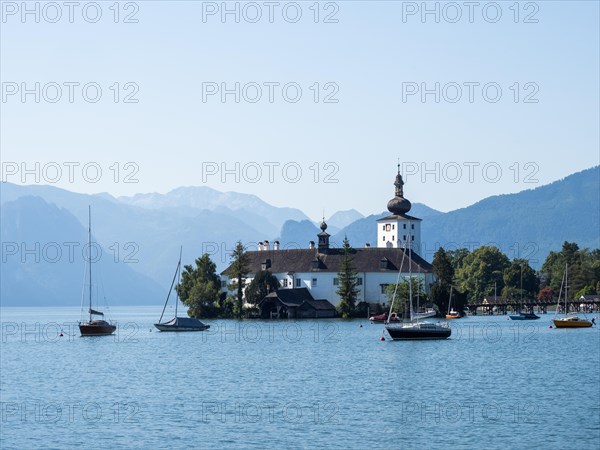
xmin=509 ymin=311 xmax=540 ymax=320
xmin=79 ymin=319 xmax=117 ymax=336
xmin=154 ymin=317 xmax=210 ymax=332
xmin=79 ymin=207 xmax=117 ymax=337
xmin=385 ymin=321 xmax=451 ymax=340
xmin=154 ymin=247 xmax=211 ymax=332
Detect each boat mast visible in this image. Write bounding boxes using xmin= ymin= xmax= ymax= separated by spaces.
xmin=520 ymin=263 xmax=523 ymax=312
xmin=565 ymin=263 xmax=568 ymax=314
xmin=88 ymin=205 xmax=92 ymax=322
xmin=408 ymin=220 xmax=413 ymax=322
xmin=175 ymin=246 xmax=183 ymax=317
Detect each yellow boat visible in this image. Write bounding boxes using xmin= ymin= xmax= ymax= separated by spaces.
xmin=445 ymin=286 xmax=460 ymax=319
xmin=445 ymin=309 xmax=460 ymax=319
xmin=553 ymin=315 xmax=592 ymax=328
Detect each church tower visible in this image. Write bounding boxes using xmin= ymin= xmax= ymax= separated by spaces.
xmin=317 ymin=218 xmax=330 ymax=252
xmin=376 ymin=165 xmax=422 ymax=252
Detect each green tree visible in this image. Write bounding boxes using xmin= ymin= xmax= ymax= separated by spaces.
xmin=245 ymin=270 xmax=280 ymax=305
xmin=447 ymin=248 xmax=470 ymax=273
xmin=430 ymin=283 xmax=451 ymax=317
xmin=454 ymin=246 xmax=510 ymax=303
xmin=336 ymin=237 xmax=359 ymax=318
xmin=385 ymin=276 xmax=426 ymax=318
xmin=541 ymin=242 xmax=600 ymax=300
xmin=501 ymin=258 xmax=539 ymax=301
xmin=432 ymin=247 xmax=454 ymax=287
xmin=227 ymin=241 xmax=250 ymax=318
xmin=178 ymin=254 xmax=221 ymax=318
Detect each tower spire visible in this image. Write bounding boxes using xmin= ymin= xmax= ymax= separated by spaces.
xmin=387 ymin=164 xmax=411 ymax=215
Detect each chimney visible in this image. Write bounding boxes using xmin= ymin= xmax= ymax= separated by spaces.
xmin=365 ymin=243 xmax=371 ymax=248
xmin=274 ymin=241 xmax=280 ymax=250
xmin=258 ymin=241 xmax=263 ymax=251
xmin=264 ymin=240 xmax=270 ymax=251
xmin=309 ymin=241 xmax=315 ymax=249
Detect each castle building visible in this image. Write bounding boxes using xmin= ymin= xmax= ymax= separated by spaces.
xmin=220 ymin=167 xmax=433 ymax=306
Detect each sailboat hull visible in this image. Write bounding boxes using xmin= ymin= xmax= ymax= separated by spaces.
xmin=154 ymin=324 xmax=210 ymax=332
xmin=385 ymin=323 xmax=451 ymax=340
xmin=553 ymin=318 xmax=593 ymax=328
xmin=79 ymin=320 xmax=116 ymax=336
xmin=154 ymin=317 xmax=210 ymax=332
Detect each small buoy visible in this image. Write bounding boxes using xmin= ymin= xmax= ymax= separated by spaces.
xmin=59 ymin=332 xmax=63 ymax=337
xmin=379 ymin=336 xmax=385 ymax=341
xmin=549 ymin=325 xmax=553 ymax=329
xmin=359 ymin=324 xmax=363 ymax=328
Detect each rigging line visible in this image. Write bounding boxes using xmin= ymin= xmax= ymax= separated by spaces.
xmin=158 ymin=258 xmax=181 ymax=324
xmin=386 ymin=245 xmax=407 ymax=324
xmin=79 ymin=255 xmax=88 ymax=321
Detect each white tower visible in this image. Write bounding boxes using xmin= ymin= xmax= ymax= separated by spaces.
xmin=376 ymin=165 xmax=422 ymax=252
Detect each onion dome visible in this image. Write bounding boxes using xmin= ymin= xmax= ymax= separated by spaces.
xmin=387 ymin=166 xmax=412 ymax=215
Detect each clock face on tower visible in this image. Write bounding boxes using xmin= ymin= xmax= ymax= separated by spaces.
xmin=385 ymin=224 xmax=391 ymax=232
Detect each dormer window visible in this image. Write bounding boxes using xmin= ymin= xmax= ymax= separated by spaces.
xmin=312 ymin=258 xmax=320 ymax=269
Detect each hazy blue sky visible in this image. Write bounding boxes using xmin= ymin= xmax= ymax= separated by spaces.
xmin=2 ymin=1 xmax=598 ymax=219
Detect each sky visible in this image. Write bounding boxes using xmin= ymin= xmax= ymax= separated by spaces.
xmin=1 ymin=1 xmax=599 ymax=220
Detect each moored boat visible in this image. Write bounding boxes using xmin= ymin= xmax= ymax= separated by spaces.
xmin=386 ymin=321 xmax=451 ymax=340
xmin=509 ymin=311 xmax=540 ymax=320
xmin=552 ymin=264 xmax=593 ymax=329
xmin=370 ymin=312 xmax=400 ymax=323
xmin=154 ymin=317 xmax=210 ymax=332
xmin=79 ymin=206 xmax=116 ymax=337
xmin=383 ymin=216 xmax=451 ymax=341
xmin=154 ymin=247 xmax=211 ymax=332
xmin=445 ymin=286 xmax=460 ymax=319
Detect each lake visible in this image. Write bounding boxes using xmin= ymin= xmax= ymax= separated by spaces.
xmin=1 ymin=307 xmax=599 ymax=449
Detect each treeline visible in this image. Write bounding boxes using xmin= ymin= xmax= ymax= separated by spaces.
xmin=429 ymin=241 xmax=600 ymax=313
xmin=176 ymin=241 xmax=270 ymax=319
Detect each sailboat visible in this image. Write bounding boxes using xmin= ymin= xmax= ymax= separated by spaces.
xmin=553 ymin=264 xmax=592 ymax=328
xmin=385 ymin=230 xmax=451 ymax=340
xmin=79 ymin=206 xmax=117 ymax=336
xmin=154 ymin=247 xmax=210 ymax=332
xmin=445 ymin=286 xmax=460 ymax=319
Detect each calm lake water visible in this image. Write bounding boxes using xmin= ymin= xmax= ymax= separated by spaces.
xmin=1 ymin=306 xmax=599 ymax=449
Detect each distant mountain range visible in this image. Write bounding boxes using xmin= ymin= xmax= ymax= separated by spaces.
xmin=1 ymin=166 xmax=598 ymax=306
